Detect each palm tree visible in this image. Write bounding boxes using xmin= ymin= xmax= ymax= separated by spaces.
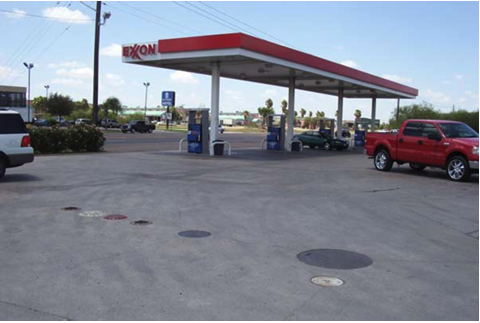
xmin=243 ymin=110 xmax=250 ymax=126
xmin=354 ymin=109 xmax=362 ymax=120
xmin=319 ymin=111 xmax=325 ymax=118
xmin=281 ymin=99 xmax=288 ymax=115
xmin=308 ymin=111 xmax=313 ymax=118
xmin=300 ymin=108 xmax=306 ymax=118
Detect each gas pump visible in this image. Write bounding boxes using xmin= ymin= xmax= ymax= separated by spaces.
xmin=266 ymin=114 xmax=285 ymax=150
xmin=187 ymin=109 xmax=209 ymax=154
xmin=318 ymin=118 xmax=335 ymax=137
xmin=354 ymin=118 xmax=380 ymax=147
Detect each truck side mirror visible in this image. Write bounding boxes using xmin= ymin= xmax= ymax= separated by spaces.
xmin=427 ymin=133 xmax=442 ymax=141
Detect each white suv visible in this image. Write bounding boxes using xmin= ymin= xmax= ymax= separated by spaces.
xmin=0 ymin=109 xmax=34 ymax=179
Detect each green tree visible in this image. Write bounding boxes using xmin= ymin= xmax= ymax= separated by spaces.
xmin=265 ymin=98 xmax=273 ymax=110
xmin=318 ymin=111 xmax=325 ymax=118
xmin=354 ymin=109 xmax=362 ymax=120
xmin=46 ymin=93 xmax=75 ymax=119
xmin=308 ymin=111 xmax=313 ymax=118
xmin=75 ymin=98 xmax=90 ymax=111
xmin=31 ymin=96 xmax=48 ymax=116
xmin=101 ymin=97 xmax=123 ymax=119
xmin=170 ymin=106 xmax=182 ymax=122
xmin=258 ymin=106 xmax=275 ymax=127
xmin=300 ymin=108 xmax=306 ymax=118
xmin=281 ymin=99 xmax=288 ymax=115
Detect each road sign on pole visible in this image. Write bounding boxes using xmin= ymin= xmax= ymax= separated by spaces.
xmin=161 ymin=91 xmax=175 ymax=107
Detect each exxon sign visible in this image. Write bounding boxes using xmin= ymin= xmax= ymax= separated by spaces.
xmin=122 ymin=43 xmax=157 ymax=61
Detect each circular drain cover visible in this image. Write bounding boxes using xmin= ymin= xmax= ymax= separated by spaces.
xmin=130 ymin=220 xmax=152 ymax=226
xmin=311 ymin=276 xmax=344 ymax=287
xmin=104 ymin=214 xmax=128 ymax=220
xmin=178 ymin=230 xmax=211 ymax=238
xmin=62 ymin=206 xmax=80 ymax=211
xmin=297 ymin=249 xmax=373 ymax=270
xmin=78 ymin=210 xmax=106 ymax=218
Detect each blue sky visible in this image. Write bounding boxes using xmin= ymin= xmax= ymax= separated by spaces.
xmin=0 ymin=1 xmax=478 ymax=122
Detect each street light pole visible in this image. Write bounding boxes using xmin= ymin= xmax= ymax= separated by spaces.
xmin=143 ymin=82 xmax=150 ymax=122
xmin=23 ymin=62 xmax=34 ymax=122
xmin=44 ymin=85 xmax=49 ymax=119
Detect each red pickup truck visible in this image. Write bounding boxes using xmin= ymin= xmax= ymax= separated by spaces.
xmin=365 ymin=120 xmax=479 ymax=181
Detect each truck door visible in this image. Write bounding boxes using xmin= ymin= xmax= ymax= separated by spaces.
xmin=397 ymin=121 xmax=424 ymax=163
xmin=420 ymin=122 xmax=446 ymax=166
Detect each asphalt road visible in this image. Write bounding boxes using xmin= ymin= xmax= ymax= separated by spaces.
xmin=104 ymin=130 xmax=266 ymax=153
xmin=1 ymin=148 xmax=478 ymax=320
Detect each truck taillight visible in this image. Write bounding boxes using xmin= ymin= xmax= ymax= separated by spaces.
xmin=21 ymin=135 xmax=30 ymax=147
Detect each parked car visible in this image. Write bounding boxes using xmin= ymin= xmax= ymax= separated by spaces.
xmin=0 ymin=109 xmax=34 ymax=179
xmin=33 ymin=119 xmax=51 ymax=127
xmin=293 ymin=131 xmax=349 ymax=150
xmin=121 ymin=120 xmax=155 ymax=133
xmin=101 ymin=118 xmax=121 ymax=128
xmin=75 ymin=118 xmax=92 ymax=125
xmin=335 ymin=128 xmax=351 ymax=138
xmin=209 ymin=125 xmax=225 ymax=134
xmin=365 ymin=119 xmax=479 ymax=181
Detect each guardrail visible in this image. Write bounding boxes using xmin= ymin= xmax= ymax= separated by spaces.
xmin=179 ymin=138 xmax=187 ymax=153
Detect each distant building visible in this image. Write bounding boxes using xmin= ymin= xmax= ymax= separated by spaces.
xmin=0 ymin=85 xmax=27 ymax=121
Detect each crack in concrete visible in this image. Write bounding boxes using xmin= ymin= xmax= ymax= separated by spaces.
xmin=0 ymin=299 xmax=71 ymax=320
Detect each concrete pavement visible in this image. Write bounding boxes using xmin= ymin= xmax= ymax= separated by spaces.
xmin=0 ymin=149 xmax=478 ymax=320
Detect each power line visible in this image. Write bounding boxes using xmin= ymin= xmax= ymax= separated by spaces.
xmin=0 ymin=8 xmax=93 ymax=22
xmin=118 ymin=1 xmax=203 ymax=35
xmin=172 ymin=1 xmax=238 ymax=33
xmin=103 ymin=2 xmax=179 ymax=36
xmin=198 ymin=1 xmax=297 ymax=49
xmin=184 ymin=2 xmax=255 ymax=36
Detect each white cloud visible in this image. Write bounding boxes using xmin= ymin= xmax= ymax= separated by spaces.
xmin=0 ymin=66 xmax=19 ymax=79
xmin=56 ymin=67 xmax=93 ymax=79
xmin=341 ymin=60 xmax=358 ymax=68
xmin=454 ymin=74 xmax=464 ymax=80
xmin=101 ymin=44 xmax=122 ymax=57
xmin=224 ymin=90 xmax=242 ymax=102
xmin=459 ymin=98 xmax=467 ymax=103
xmin=262 ymin=89 xmax=278 ymax=98
xmin=52 ymin=78 xmax=84 ymax=86
xmin=104 ymin=73 xmax=125 ymax=86
xmin=333 ymin=46 xmax=344 ymax=51
xmin=169 ymin=71 xmax=199 ymax=84
xmin=42 ymin=7 xmax=91 ymax=24
xmin=423 ymin=89 xmax=450 ymax=103
xmin=442 ymin=80 xmax=451 ymax=85
xmin=48 ymin=61 xmax=85 ymax=68
xmin=465 ymin=91 xmax=479 ymax=99
xmin=382 ymin=74 xmax=413 ymax=84
xmin=4 ymin=8 xmax=27 ymax=19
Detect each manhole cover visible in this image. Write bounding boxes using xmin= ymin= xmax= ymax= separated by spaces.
xmin=78 ymin=210 xmax=106 ymax=218
xmin=104 ymin=214 xmax=128 ymax=220
xmin=311 ymin=276 xmax=344 ymax=287
xmin=178 ymin=230 xmax=211 ymax=238
xmin=297 ymin=249 xmax=373 ymax=269
xmin=62 ymin=206 xmax=80 ymax=211
xmin=130 ymin=220 xmax=152 ymax=226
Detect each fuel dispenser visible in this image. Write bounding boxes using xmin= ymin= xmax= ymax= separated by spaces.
xmin=187 ymin=109 xmax=209 ymax=154
xmin=266 ymin=114 xmax=285 ymax=150
xmin=354 ymin=118 xmax=380 ymax=147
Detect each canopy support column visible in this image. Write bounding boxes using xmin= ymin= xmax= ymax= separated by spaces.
xmin=336 ymin=88 xmax=344 ymax=139
xmin=210 ymin=62 xmax=220 ymax=156
xmin=371 ymin=97 xmax=377 ymax=133
xmin=286 ymin=77 xmax=295 ymax=151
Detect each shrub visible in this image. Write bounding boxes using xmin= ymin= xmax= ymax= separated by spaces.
xmin=29 ymin=124 xmax=105 ymax=154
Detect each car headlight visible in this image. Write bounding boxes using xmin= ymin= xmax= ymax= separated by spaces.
xmin=473 ymin=146 xmax=479 ymax=155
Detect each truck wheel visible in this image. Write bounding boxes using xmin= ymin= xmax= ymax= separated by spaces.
xmin=409 ymin=163 xmax=426 ymax=171
xmin=446 ymin=155 xmax=471 ymax=182
xmin=148 ymin=128 xmax=153 ymax=133
xmin=131 ymin=128 xmax=136 ymax=134
xmin=374 ymin=149 xmax=393 ymax=171
xmin=323 ymin=142 xmax=331 ymax=151
xmin=0 ymin=158 xmax=6 ymax=179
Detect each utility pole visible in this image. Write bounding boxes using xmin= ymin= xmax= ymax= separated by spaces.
xmin=92 ymin=1 xmax=101 ymax=125
xmin=396 ymin=98 xmax=400 ymax=123
xmin=143 ymin=82 xmax=150 ymax=122
xmin=453 ymin=104 xmax=455 ymax=112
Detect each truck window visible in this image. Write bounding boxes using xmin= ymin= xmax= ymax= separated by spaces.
xmin=403 ymin=122 xmax=423 ymax=137
xmin=439 ymin=123 xmax=479 ymax=138
xmin=0 ymin=114 xmax=27 ymax=134
xmin=422 ymin=123 xmax=440 ymax=137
